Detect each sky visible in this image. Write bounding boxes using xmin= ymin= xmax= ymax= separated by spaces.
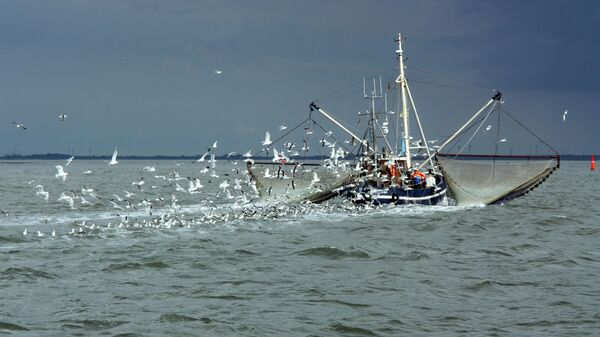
xmin=1 ymin=0 xmax=598 ymax=156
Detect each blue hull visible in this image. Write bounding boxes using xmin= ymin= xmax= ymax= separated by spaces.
xmin=348 ymin=178 xmax=448 ymax=206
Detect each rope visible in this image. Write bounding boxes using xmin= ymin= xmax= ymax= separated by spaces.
xmin=252 ymin=118 xmax=310 ymax=157
xmin=499 ymin=107 xmax=560 ymax=155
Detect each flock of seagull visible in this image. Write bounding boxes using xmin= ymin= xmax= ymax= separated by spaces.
xmin=7 ymin=118 xmax=377 ymax=238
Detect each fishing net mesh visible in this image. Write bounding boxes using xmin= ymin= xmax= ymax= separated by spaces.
xmin=436 ymin=155 xmax=559 ymax=206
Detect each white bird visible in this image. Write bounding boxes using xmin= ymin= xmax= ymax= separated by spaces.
xmin=200 ymin=167 xmax=209 ymax=175
xmin=197 ymin=151 xmax=210 ymax=162
xmin=12 ymin=121 xmax=27 ymax=130
xmin=142 ymin=166 xmax=156 ymax=172
xmin=51 ymin=229 xmax=56 ymax=237
xmin=219 ymin=180 xmax=230 ymax=192
xmin=261 ymin=131 xmax=273 ymax=146
xmin=234 ymin=178 xmax=242 ymax=190
xmin=108 ymin=147 xmax=118 ymax=165
xmin=562 ymin=109 xmax=568 ymax=122
xmin=212 ymin=141 xmax=218 ymax=149
xmin=311 ymin=172 xmax=321 ymax=184
xmin=58 ymin=192 xmax=75 ymax=209
xmin=35 ymin=185 xmax=49 ymax=201
xmin=55 ymin=165 xmax=68 ymax=182
xmin=79 ymin=195 xmax=91 ymax=205
xmin=485 ymin=125 xmax=492 ymax=132
xmin=279 ymin=125 xmax=288 ymax=131
xmin=272 ymin=148 xmax=281 ymax=163
xmin=497 ymin=138 xmax=507 ymax=143
xmin=193 ymin=178 xmax=203 ymax=190
xmin=243 ymin=150 xmax=252 ymax=158
xmin=83 ymin=170 xmax=93 ymax=175
xmin=81 ymin=186 xmax=100 ymax=199
xmin=208 ymin=154 xmax=217 ymax=169
xmin=131 ymin=178 xmax=145 ymax=189
xmin=22 ymin=229 xmax=27 ymax=236
xmin=187 ymin=179 xmax=200 ymax=194
xmin=59 ymin=113 xmax=68 ymax=122
xmin=210 ymin=170 xmax=219 ymax=178
xmin=214 ymin=69 xmax=223 ymax=75
xmin=65 ymin=156 xmax=75 ymax=166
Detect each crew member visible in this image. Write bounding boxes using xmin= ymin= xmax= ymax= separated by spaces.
xmin=411 ymin=168 xmax=426 ymax=187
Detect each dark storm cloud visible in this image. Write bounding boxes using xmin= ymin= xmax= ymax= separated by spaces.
xmin=0 ymin=0 xmax=598 ymax=155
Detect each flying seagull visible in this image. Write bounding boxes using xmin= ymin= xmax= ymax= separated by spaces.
xmin=214 ymin=69 xmax=223 ymax=75
xmin=562 ymin=109 xmax=568 ymax=122
xmin=59 ymin=113 xmax=68 ymax=122
xmin=261 ymin=131 xmax=272 ymax=146
xmin=108 ymin=147 xmax=119 ymax=165
xmin=55 ymin=165 xmax=68 ymax=182
xmin=65 ymin=156 xmax=75 ymax=166
xmin=196 ymin=151 xmax=210 ymax=162
xmin=12 ymin=122 xmax=27 ymax=130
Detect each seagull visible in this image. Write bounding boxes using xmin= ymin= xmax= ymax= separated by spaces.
xmin=261 ymin=131 xmax=273 ymax=146
xmin=22 ymin=228 xmax=27 ymax=236
xmin=55 ymin=165 xmax=68 ymax=182
xmin=279 ymin=125 xmax=288 ymax=131
xmin=142 ymin=166 xmax=156 ymax=172
xmin=485 ymin=125 xmax=492 ymax=132
xmin=197 ymin=151 xmax=210 ymax=162
xmin=12 ymin=122 xmax=27 ymax=130
xmin=208 ymin=154 xmax=217 ymax=168
xmin=108 ymin=147 xmax=118 ymax=165
xmin=311 ymin=172 xmax=321 ymax=185
xmin=200 ymin=167 xmax=209 ymax=175
xmin=58 ymin=192 xmax=75 ymax=209
xmin=83 ymin=170 xmax=93 ymax=175
xmin=35 ymin=185 xmax=49 ymax=201
xmin=131 ymin=177 xmax=145 ymax=189
xmin=243 ymin=150 xmax=252 ymax=158
xmin=214 ymin=69 xmax=223 ymax=75
xmin=212 ymin=141 xmax=218 ymax=149
xmin=497 ymin=138 xmax=507 ymax=143
xmin=65 ymin=156 xmax=75 ymax=166
xmin=59 ymin=113 xmax=68 ymax=122
xmin=562 ymin=109 xmax=568 ymax=122
xmin=218 ymin=180 xmax=230 ymax=192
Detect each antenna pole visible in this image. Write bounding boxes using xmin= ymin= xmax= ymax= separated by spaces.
xmin=396 ymin=33 xmax=411 ymax=168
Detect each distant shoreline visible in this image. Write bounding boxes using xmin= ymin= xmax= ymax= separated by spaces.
xmin=0 ymin=153 xmax=594 ymax=161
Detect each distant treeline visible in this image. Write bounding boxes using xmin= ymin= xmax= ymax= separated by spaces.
xmin=0 ymin=153 xmax=336 ymax=161
xmin=0 ymin=153 xmax=594 ymax=161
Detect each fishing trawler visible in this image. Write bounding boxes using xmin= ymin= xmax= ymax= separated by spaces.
xmin=247 ymin=33 xmax=560 ymax=206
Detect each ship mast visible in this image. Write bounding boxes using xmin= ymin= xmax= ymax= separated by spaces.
xmin=396 ymin=33 xmax=411 ymax=168
xmin=363 ymin=77 xmax=383 ymax=159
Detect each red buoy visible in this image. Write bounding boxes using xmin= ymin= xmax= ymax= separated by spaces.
xmin=592 ymin=155 xmax=596 ymax=171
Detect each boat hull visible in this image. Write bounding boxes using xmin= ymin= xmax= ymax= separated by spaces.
xmin=348 ymin=178 xmax=448 ymax=206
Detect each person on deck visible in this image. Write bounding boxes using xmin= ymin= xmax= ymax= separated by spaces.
xmin=411 ymin=169 xmax=426 ymax=187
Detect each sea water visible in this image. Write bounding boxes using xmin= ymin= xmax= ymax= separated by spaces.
xmin=1 ymin=160 xmax=599 ymax=336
